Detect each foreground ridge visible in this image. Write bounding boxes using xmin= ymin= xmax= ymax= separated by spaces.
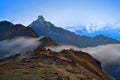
xmin=0 ymin=46 xmax=113 ymax=80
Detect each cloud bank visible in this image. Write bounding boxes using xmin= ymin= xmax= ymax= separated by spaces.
xmin=65 ymin=25 xmax=120 ymax=41
xmin=0 ymin=37 xmax=41 ymax=59
xmin=82 ymin=44 xmax=120 ymax=79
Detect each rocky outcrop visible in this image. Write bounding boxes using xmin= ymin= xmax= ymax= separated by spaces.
xmin=39 ymin=37 xmax=58 ymax=47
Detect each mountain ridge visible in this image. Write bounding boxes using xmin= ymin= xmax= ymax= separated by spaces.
xmin=0 ymin=21 xmax=38 ymax=41
xmin=0 ymin=46 xmax=113 ymax=80
xmin=29 ymin=16 xmax=119 ymax=48
xmin=66 ymin=25 xmax=120 ymax=41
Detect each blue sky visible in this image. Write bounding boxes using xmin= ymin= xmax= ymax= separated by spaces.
xmin=0 ymin=0 xmax=120 ymax=40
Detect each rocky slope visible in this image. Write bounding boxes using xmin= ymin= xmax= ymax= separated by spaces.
xmin=0 ymin=46 xmax=113 ymax=80
xmin=29 ymin=15 xmax=119 ymax=48
xmin=39 ymin=37 xmax=58 ymax=47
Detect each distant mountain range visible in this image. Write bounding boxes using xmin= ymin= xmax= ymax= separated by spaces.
xmin=29 ymin=15 xmax=120 ymax=48
xmin=0 ymin=16 xmax=119 ymax=48
xmin=66 ymin=25 xmax=120 ymax=41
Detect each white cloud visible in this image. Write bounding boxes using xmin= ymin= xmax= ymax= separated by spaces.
xmin=0 ymin=37 xmax=41 ymax=58
xmin=82 ymin=44 xmax=120 ymax=78
xmin=82 ymin=44 xmax=120 ymax=65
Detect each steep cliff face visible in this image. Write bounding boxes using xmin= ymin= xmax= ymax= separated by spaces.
xmin=0 ymin=46 xmax=113 ymax=80
xmin=0 ymin=21 xmax=38 ymax=41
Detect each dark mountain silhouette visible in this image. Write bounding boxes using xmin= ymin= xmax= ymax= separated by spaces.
xmin=29 ymin=15 xmax=119 ymax=48
xmin=0 ymin=21 xmax=38 ymax=41
xmin=0 ymin=20 xmax=58 ymax=46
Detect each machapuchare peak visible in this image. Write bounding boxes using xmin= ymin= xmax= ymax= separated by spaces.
xmin=37 ymin=15 xmax=45 ymax=22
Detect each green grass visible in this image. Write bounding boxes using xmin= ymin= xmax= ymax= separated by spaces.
xmin=0 ymin=68 xmax=64 ymax=80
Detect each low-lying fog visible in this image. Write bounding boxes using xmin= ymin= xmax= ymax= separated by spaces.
xmin=0 ymin=37 xmax=41 ymax=59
